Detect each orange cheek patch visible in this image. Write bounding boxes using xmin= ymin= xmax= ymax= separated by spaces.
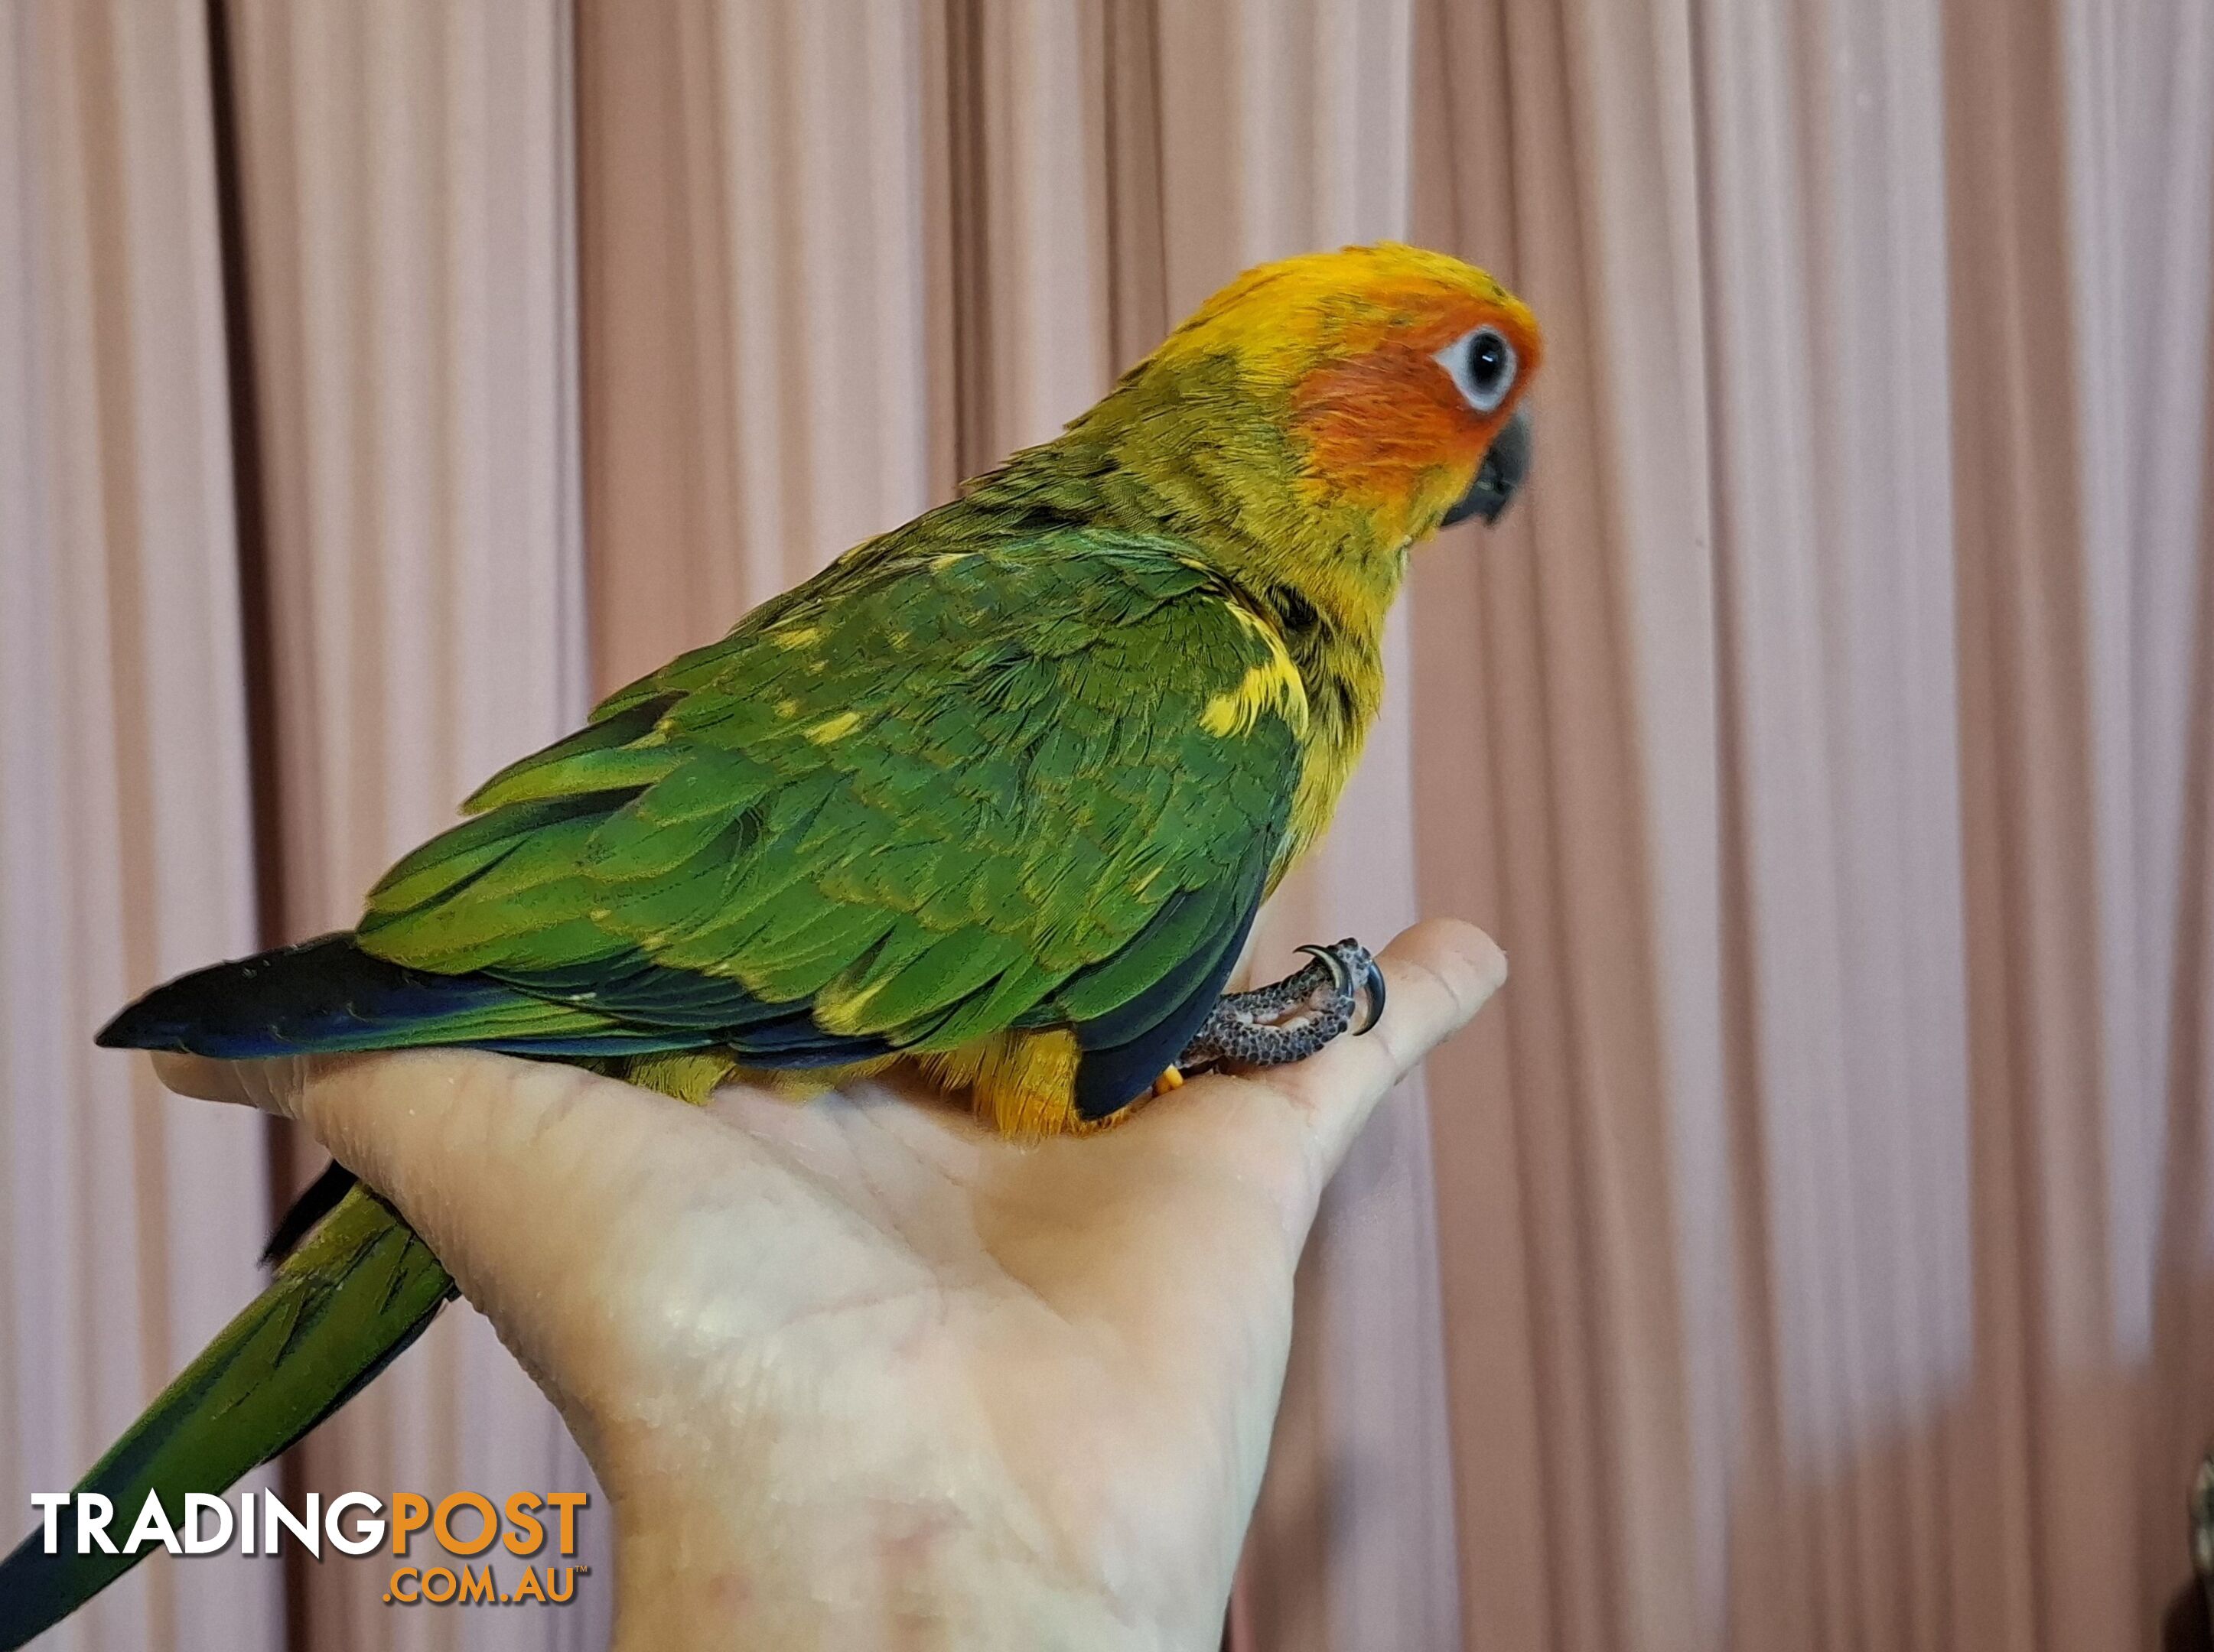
xmin=1291 ymin=348 xmax=1489 ymax=508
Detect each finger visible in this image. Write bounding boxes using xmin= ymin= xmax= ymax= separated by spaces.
xmin=1156 ymin=919 xmax=1506 ymax=1211
xmin=151 ymin=1050 xmax=310 ymax=1112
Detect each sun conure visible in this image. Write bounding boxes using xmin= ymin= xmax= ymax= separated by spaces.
xmin=0 ymin=242 xmax=1538 ymax=1645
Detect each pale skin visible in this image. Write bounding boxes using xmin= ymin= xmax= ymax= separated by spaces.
xmin=154 ymin=919 xmax=1504 ymax=1650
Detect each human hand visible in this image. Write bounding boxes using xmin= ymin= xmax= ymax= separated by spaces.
xmin=155 ymin=919 xmax=1506 ymax=1651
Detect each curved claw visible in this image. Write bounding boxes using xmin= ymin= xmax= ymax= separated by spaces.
xmin=1297 ymin=941 xmax=1385 ymax=1036
xmin=1355 ymin=956 xmax=1386 ymax=1035
xmin=1297 ymin=942 xmax=1349 ymax=989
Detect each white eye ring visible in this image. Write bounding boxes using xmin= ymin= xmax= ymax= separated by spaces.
xmin=1437 ymin=326 xmax=1517 ymax=414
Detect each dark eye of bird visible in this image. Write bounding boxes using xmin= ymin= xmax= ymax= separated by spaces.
xmin=1467 ymin=330 xmax=1507 ymax=392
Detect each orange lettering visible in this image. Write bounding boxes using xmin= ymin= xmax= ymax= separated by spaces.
xmin=390 ymin=1494 xmax=430 ymax=1557
xmin=433 ymin=1493 xmax=498 ymax=1557
xmin=544 ymin=1492 xmax=587 ymax=1556
xmin=503 ymin=1494 xmax=545 ymax=1557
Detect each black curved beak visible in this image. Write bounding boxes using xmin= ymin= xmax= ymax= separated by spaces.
xmin=1443 ymin=406 xmax=1531 ymax=528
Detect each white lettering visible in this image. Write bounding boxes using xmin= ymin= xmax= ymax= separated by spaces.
xmin=125 ymin=1493 xmax=181 ymax=1556
xmin=182 ymin=1493 xmax=233 ymax=1555
xmin=76 ymin=1493 xmax=116 ymax=1555
xmin=265 ymin=1491 xmax=320 ymax=1556
xmin=29 ymin=1493 xmax=67 ymax=1555
xmin=324 ymin=1492 xmax=384 ymax=1556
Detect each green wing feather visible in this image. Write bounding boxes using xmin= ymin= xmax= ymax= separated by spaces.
xmin=357 ymin=525 xmax=1305 ymax=1072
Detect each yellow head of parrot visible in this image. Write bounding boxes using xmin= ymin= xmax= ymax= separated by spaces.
xmin=1134 ymin=242 xmax=1542 ymax=544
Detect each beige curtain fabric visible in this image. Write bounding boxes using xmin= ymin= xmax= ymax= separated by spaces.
xmin=1 ymin=4 xmax=282 ymax=1648
xmin=215 ymin=5 xmax=610 ymax=1649
xmin=4 ymin=3 xmax=2211 ymax=1650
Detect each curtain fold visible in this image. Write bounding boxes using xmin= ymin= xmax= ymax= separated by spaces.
xmin=4 ymin=3 xmax=2212 ymax=1650
xmin=576 ymin=0 xmax=950 ymax=694
xmin=1409 ymin=0 xmax=1722 ymax=1641
xmin=0 ymin=5 xmax=280 ymax=1650
xmin=213 ymin=4 xmax=604 ymax=1647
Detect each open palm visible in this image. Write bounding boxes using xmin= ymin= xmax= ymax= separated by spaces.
xmin=157 ymin=919 xmax=1503 ymax=1650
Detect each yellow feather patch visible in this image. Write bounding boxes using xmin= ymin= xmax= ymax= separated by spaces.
xmin=805 ymin=711 xmax=861 ymax=743
xmin=727 ymin=1055 xmax=897 ymax=1101
xmin=918 ymin=1029 xmax=1101 ymax=1138
xmin=623 ymin=1049 xmax=740 ymax=1104
xmin=772 ymin=625 xmax=821 ymax=650
xmin=1146 ymin=242 xmax=1529 ymax=389
xmin=812 ymin=969 xmax=890 ymax=1033
xmin=1200 ymin=607 xmax=1308 ymax=737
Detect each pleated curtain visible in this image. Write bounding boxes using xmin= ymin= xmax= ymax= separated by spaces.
xmin=3 ymin=3 xmax=2209 ymax=1650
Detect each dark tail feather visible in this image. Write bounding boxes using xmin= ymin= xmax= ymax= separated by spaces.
xmin=96 ymin=932 xmax=702 ymax=1060
xmin=0 ymin=1186 xmax=453 ymax=1649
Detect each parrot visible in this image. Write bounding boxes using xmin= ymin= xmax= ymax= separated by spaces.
xmin=0 ymin=242 xmax=1538 ymax=1644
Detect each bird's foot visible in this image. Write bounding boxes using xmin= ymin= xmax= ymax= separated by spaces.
xmin=1178 ymin=938 xmax=1384 ymax=1072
